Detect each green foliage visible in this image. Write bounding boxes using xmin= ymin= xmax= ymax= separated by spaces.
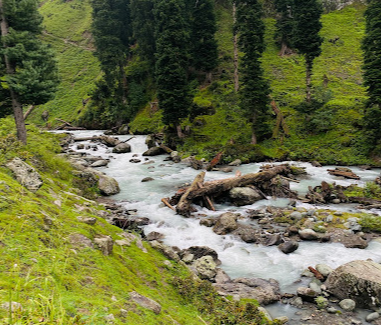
xmin=359 ymin=214 xmax=381 ymax=232
xmin=236 ymin=0 xmax=271 ymax=143
xmin=274 ymin=0 xmax=295 ymax=50
xmin=190 ymin=0 xmax=219 ymax=74
xmin=154 ymin=0 xmax=191 ymax=128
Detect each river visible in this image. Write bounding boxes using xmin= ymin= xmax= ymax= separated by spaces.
xmin=62 ymin=131 xmax=381 ymax=322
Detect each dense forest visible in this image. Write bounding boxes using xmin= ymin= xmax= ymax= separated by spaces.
xmin=1 ymin=0 xmax=379 ymax=165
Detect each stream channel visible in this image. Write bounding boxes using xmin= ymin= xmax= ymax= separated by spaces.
xmin=64 ymin=131 xmax=381 ymax=323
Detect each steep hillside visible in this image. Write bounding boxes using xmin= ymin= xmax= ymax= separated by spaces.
xmin=28 ymin=0 xmax=100 ymax=127
xmin=0 ymin=119 xmax=272 ymax=324
xmin=30 ymin=1 xmax=372 ymax=165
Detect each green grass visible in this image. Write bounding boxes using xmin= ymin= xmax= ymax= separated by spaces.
xmin=0 ymin=118 xmax=273 ymax=324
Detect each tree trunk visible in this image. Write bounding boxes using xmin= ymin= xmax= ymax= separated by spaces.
xmin=233 ymin=2 xmax=239 ymax=92
xmin=0 ymin=0 xmax=27 ymax=144
xmin=251 ymin=129 xmax=257 ymax=145
xmin=306 ymin=60 xmax=312 ymax=104
xmin=176 ymin=124 xmax=185 ymax=139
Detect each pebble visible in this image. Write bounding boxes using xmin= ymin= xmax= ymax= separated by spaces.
xmin=339 ymin=298 xmax=356 ymax=311
xmin=366 ymin=312 xmax=380 ymax=322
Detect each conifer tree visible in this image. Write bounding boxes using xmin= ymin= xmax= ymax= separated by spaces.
xmin=293 ymin=0 xmax=323 ymax=103
xmin=91 ymin=0 xmax=131 ymax=104
xmin=190 ymin=0 xmax=218 ymax=82
xmin=274 ymin=0 xmax=295 ymax=56
xmin=362 ymin=0 xmax=381 ymax=142
xmin=154 ymin=0 xmax=191 ymax=138
xmin=235 ymin=0 xmax=270 ymax=145
xmin=0 ymin=0 xmax=59 ymax=143
xmin=130 ymin=0 xmax=155 ymax=66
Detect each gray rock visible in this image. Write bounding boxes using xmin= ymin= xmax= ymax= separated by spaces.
xmin=143 ymin=147 xmax=164 ymax=156
xmin=141 ymin=177 xmax=154 ymax=182
xmin=129 ymin=291 xmax=161 ymax=314
xmin=215 ymin=268 xmax=231 ymax=284
xmin=289 ymin=211 xmax=303 ymax=220
xmin=69 ymin=233 xmax=93 ymax=249
xmin=6 ymin=157 xmax=43 ymax=192
xmin=213 ymin=212 xmax=238 ymax=235
xmin=193 ymin=256 xmax=217 ymax=280
xmin=117 ymin=124 xmax=129 ymax=135
xmin=299 ymin=229 xmax=319 ymax=240
xmin=146 ymin=232 xmax=165 ymax=241
xmin=179 ymin=246 xmax=219 ymax=263
xmin=326 ymin=260 xmax=381 ymax=308
xmin=150 ymin=240 xmax=180 ymax=262
xmin=274 ymin=316 xmax=289 ymax=324
xmin=228 ymin=159 xmax=242 ymax=167
xmin=229 ymin=187 xmax=263 ymax=206
xmin=1 ymin=302 xmax=23 ymax=312
xmin=170 ymin=151 xmax=181 ymax=163
xmin=129 ymin=159 xmax=141 ymax=163
xmin=311 ymin=161 xmax=322 ymax=167
xmin=97 ymin=174 xmax=120 ymax=196
xmin=289 ymin=296 xmax=304 ymax=308
xmin=258 ymin=307 xmax=272 ymax=321
xmin=316 ymin=264 xmax=333 ymax=278
xmin=233 ymin=226 xmax=258 ymax=243
xmin=100 ymin=136 xmax=121 ymax=147
xmin=145 ymin=135 xmax=156 ymax=149
xmin=94 ymin=235 xmax=113 ymax=256
xmin=339 ymin=299 xmax=356 ymax=311
xmin=214 ymin=277 xmax=281 ymax=305
xmin=297 ymin=287 xmax=319 ymax=302
xmin=343 ymin=235 xmax=368 ymax=249
xmin=77 ymin=144 xmax=85 ymax=150
xmin=309 ymin=281 xmax=322 ymax=294
xmin=181 ymin=253 xmax=195 ymax=264
xmin=278 ymin=240 xmax=299 ymax=254
xmin=366 ymin=312 xmax=380 ymax=322
xmin=105 ymin=314 xmax=115 ymax=324
xmin=90 ymin=160 xmax=109 ymax=167
xmin=77 ymin=216 xmax=97 ymax=225
xmin=220 ymin=167 xmax=234 ymax=173
xmin=327 ymin=307 xmax=338 ymax=313
xmin=264 ymin=233 xmax=283 ymax=246
xmin=112 ymin=143 xmax=131 ymax=153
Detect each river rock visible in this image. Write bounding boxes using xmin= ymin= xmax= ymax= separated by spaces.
xmin=339 ymin=299 xmax=356 ymax=311
xmin=264 ymin=233 xmax=283 ymax=246
xmin=343 ymin=235 xmax=368 ymax=249
xmin=77 ymin=216 xmax=97 ymax=225
xmin=90 ymin=159 xmax=109 ymax=167
xmin=289 ymin=211 xmax=303 ymax=220
xmin=316 ymin=264 xmax=333 ymax=278
xmin=258 ymin=307 xmax=272 ymax=321
xmin=229 ymin=187 xmax=263 ymax=206
xmin=145 ymin=135 xmax=156 ymax=149
xmin=299 ymin=229 xmax=319 ymax=240
xmin=98 ymin=173 xmax=120 ymax=196
xmin=112 ymin=143 xmax=131 ymax=153
xmin=213 ymin=212 xmax=238 ymax=235
xmin=228 ymin=159 xmax=242 ymax=166
xmin=232 ymin=225 xmax=258 ymax=243
xmin=6 ymin=157 xmax=43 ymax=192
xmin=215 ymin=268 xmax=231 ymax=284
xmin=141 ymin=177 xmax=154 ymax=182
xmin=130 ymin=159 xmax=141 ymax=163
xmin=142 ymin=147 xmax=164 ymax=156
xmin=69 ymin=233 xmax=93 ymax=249
xmin=150 ymin=240 xmax=180 ymax=262
xmin=326 ymin=260 xmax=381 ymax=308
xmin=278 ymin=240 xmax=299 ymax=254
xmin=100 ymin=135 xmax=121 ymax=147
xmin=170 ymin=151 xmax=181 ymax=163
xmin=129 ymin=291 xmax=161 ymax=314
xmin=311 ymin=161 xmax=322 ymax=167
xmin=146 ymin=232 xmax=165 ymax=241
xmin=193 ymin=256 xmax=217 ymax=280
xmin=214 ymin=277 xmax=281 ymax=305
xmin=117 ymin=124 xmax=129 ymax=135
xmin=94 ymin=235 xmax=113 ymax=256
xmin=297 ymin=287 xmax=319 ymax=302
xmin=179 ymin=246 xmax=219 ymax=263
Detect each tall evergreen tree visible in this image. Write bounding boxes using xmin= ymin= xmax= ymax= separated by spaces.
xmin=274 ymin=0 xmax=295 ymax=56
xmin=0 ymin=0 xmax=59 ymax=143
xmin=190 ymin=0 xmax=218 ymax=82
xmin=293 ymin=0 xmax=323 ymax=103
xmin=235 ymin=0 xmax=270 ymax=145
xmin=362 ymin=0 xmax=381 ymax=143
xmin=154 ymin=0 xmax=191 ymax=138
xmin=91 ymin=0 xmax=131 ymax=105
xmin=130 ymin=0 xmax=156 ymax=66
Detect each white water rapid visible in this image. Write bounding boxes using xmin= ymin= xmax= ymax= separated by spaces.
xmin=62 ymin=131 xmax=381 ymax=321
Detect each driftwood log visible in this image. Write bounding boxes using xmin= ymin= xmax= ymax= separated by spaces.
xmin=170 ymin=164 xmax=295 ymax=217
xmin=327 ymin=168 xmax=360 ymax=180
xmin=305 ymin=181 xmax=348 ymax=204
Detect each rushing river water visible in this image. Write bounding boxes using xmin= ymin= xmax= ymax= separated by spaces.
xmin=63 ymin=131 xmax=381 ymax=321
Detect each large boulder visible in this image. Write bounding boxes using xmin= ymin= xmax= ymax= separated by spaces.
xmin=213 ymin=212 xmax=238 ymax=235
xmin=129 ymin=292 xmax=161 ymax=314
xmin=214 ymin=277 xmax=281 ymax=305
xmin=142 ymin=147 xmax=164 ymax=156
xmin=193 ymin=256 xmax=218 ymax=280
xmin=229 ymin=187 xmax=263 ymax=206
xmin=145 ymin=135 xmax=156 ymax=149
xmin=112 ymin=143 xmax=131 ymax=153
xmin=98 ymin=174 xmax=120 ymax=196
xmin=6 ymin=158 xmax=43 ymax=192
xmin=326 ymin=260 xmax=381 ymax=308
xmin=100 ymin=135 xmax=121 ymax=147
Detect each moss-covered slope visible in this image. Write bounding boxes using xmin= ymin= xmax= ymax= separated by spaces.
xmin=0 ymin=119 xmax=272 ymax=324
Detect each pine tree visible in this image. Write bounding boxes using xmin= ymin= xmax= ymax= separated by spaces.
xmin=91 ymin=0 xmax=131 ymax=105
xmin=130 ymin=0 xmax=156 ymax=66
xmin=190 ymin=0 xmax=218 ymax=82
xmin=274 ymin=0 xmax=295 ymax=56
xmin=235 ymin=0 xmax=270 ymax=145
xmin=362 ymin=0 xmax=381 ymax=143
xmin=293 ymin=0 xmax=323 ymax=103
xmin=154 ymin=0 xmax=191 ymax=138
xmin=0 ymin=0 xmax=59 ymax=143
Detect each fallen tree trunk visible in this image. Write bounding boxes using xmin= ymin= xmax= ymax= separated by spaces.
xmin=171 ymin=165 xmax=294 ymax=216
xmin=349 ymin=197 xmax=381 ymax=206
xmin=327 ymin=169 xmax=360 ymax=180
